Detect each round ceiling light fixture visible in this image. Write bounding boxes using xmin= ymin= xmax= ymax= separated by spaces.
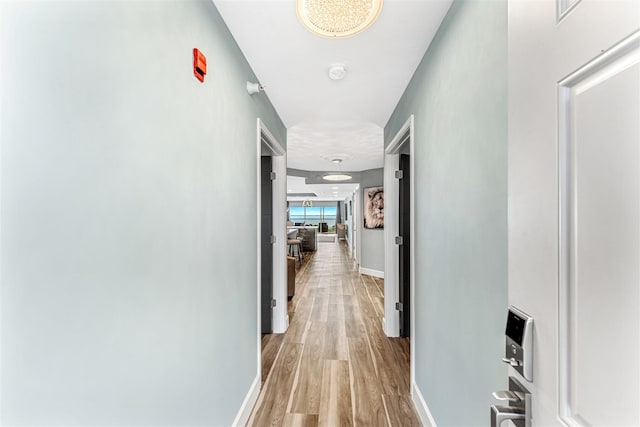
xmin=296 ymin=0 xmax=383 ymax=39
xmin=323 ymin=174 xmax=353 ymax=182
xmin=331 ymin=158 xmax=343 ymax=164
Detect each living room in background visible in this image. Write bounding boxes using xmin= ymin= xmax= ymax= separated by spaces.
xmin=289 ymin=201 xmax=338 ymax=232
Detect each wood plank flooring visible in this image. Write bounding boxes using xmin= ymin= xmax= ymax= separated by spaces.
xmin=248 ymin=240 xmax=420 ymax=426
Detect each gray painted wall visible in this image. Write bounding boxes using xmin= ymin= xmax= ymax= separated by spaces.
xmin=385 ymin=0 xmax=507 ymax=425
xmin=0 ymin=1 xmax=285 ymax=425
xmin=357 ymin=168 xmax=384 ymax=274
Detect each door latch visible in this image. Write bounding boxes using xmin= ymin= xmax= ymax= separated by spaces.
xmin=395 ymin=236 xmax=403 ymax=245
xmin=502 ymin=357 xmax=522 ymax=367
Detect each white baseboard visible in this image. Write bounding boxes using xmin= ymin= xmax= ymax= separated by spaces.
xmin=359 ymin=267 xmax=384 ymax=278
xmin=412 ymin=381 xmax=437 ymax=427
xmin=232 ymin=374 xmax=260 ymax=427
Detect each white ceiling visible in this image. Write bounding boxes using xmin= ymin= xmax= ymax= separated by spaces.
xmin=287 ymin=175 xmax=359 ymax=201
xmin=214 ymin=0 xmax=452 ymax=191
xmin=286 ymin=120 xmax=383 ymax=171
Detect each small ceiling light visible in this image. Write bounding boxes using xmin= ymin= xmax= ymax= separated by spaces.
xmin=296 ymin=0 xmax=383 ymax=39
xmin=328 ymin=64 xmax=347 ymax=80
xmin=323 ymin=174 xmax=352 ymax=182
xmin=331 ymin=158 xmax=343 ymax=164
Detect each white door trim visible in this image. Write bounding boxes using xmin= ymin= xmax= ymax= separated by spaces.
xmin=255 ymin=118 xmax=287 ymax=384
xmin=383 ymin=152 xmax=400 ymax=337
xmin=352 ymin=188 xmax=359 ymax=264
xmin=383 ymin=115 xmax=415 ymax=390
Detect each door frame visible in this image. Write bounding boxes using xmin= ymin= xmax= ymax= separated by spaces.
xmin=349 ymin=189 xmax=359 ymax=263
xmin=255 ymin=119 xmax=287 ymax=369
xmin=383 ymin=115 xmax=415 ymax=380
xmin=355 ymin=188 xmax=361 ymax=267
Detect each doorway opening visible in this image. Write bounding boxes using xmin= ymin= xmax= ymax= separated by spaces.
xmin=260 ymin=155 xmax=274 ymax=334
xmin=256 ymin=118 xmax=287 ymax=338
xmin=398 ymin=153 xmax=411 ymax=337
xmin=383 ymin=115 xmax=415 ymax=384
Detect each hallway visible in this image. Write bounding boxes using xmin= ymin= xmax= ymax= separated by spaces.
xmin=249 ymin=240 xmax=420 ymax=426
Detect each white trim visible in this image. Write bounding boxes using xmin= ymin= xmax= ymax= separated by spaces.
xmin=412 ymin=381 xmax=437 ymax=427
xmin=255 ymin=120 xmax=262 ymax=386
xmin=384 ymin=115 xmax=416 ymax=388
xmin=383 ymin=153 xmax=400 ymax=337
xmin=261 ymin=124 xmax=285 ymax=157
xmin=231 ymin=374 xmax=260 ymax=427
xmin=257 ymin=119 xmax=288 ymax=334
xmin=385 ymin=119 xmax=412 ymax=153
xmin=556 ymin=0 xmax=583 ymax=23
xmin=409 ymin=116 xmax=416 ymax=392
xmin=353 ymin=185 xmax=364 ymax=265
xmin=272 ymin=153 xmax=288 ymax=333
xmin=352 ymin=188 xmax=359 ymax=261
xmin=0 ymin=16 xmax=3 ymax=408
xmin=383 ymin=115 xmax=414 ymax=342
xmin=359 ymin=267 xmax=384 ymax=278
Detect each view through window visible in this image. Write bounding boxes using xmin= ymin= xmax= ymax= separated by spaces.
xmin=289 ymin=203 xmax=337 ymax=232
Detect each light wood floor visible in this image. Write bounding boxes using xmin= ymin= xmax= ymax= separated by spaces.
xmin=248 ymin=240 xmax=420 ymax=427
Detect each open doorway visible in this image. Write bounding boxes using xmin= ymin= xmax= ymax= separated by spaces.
xmin=383 ymin=115 xmax=415 ymax=381
xmin=260 ymin=155 xmax=274 ymax=333
xmin=256 ymin=119 xmax=287 ymax=340
xmin=398 ymin=153 xmax=410 ymax=337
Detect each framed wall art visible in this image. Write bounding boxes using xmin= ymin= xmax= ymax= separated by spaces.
xmin=363 ymin=186 xmax=384 ymax=229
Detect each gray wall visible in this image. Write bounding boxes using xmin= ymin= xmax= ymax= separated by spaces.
xmin=384 ymin=0 xmax=507 ymax=425
xmin=357 ymin=168 xmax=384 ymax=274
xmin=0 ymin=1 xmax=285 ymax=425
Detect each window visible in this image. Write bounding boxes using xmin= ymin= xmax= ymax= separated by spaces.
xmin=288 ymin=203 xmax=338 ymax=231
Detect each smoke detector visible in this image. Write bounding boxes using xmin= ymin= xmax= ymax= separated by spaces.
xmin=328 ymin=64 xmax=347 ymax=80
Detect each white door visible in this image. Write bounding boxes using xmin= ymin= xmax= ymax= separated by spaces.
xmin=508 ymin=1 xmax=639 ymax=425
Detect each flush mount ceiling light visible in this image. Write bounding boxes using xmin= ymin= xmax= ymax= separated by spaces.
xmin=323 ymin=174 xmax=352 ymax=181
xmin=331 ymin=158 xmax=343 ymax=164
xmin=296 ymin=0 xmax=383 ymax=39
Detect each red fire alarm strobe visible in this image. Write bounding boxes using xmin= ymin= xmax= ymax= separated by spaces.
xmin=193 ymin=48 xmax=206 ymax=82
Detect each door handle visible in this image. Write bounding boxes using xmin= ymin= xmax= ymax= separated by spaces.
xmin=492 ymin=390 xmax=525 ymax=403
xmin=502 ymin=357 xmax=522 ymax=367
